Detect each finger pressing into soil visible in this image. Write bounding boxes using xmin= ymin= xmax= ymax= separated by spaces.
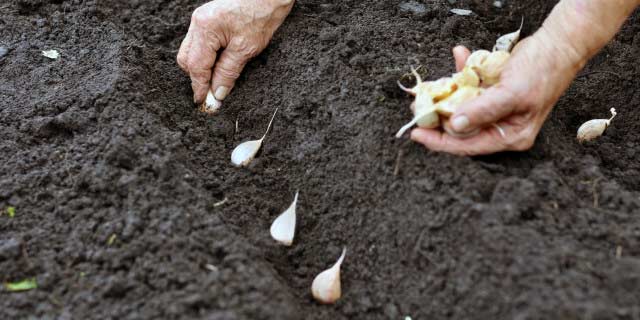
xmin=210 ymin=48 xmax=251 ymax=101
xmin=187 ymin=29 xmax=218 ymax=103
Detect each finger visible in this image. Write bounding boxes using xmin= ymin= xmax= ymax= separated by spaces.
xmin=453 ymin=45 xmax=471 ymax=72
xmin=410 ymin=127 xmax=506 ymax=156
xmin=177 ymin=31 xmax=193 ymax=73
xmin=187 ymin=28 xmax=220 ymax=103
xmin=449 ymin=85 xmax=517 ymax=133
xmin=210 ymin=42 xmax=254 ymax=101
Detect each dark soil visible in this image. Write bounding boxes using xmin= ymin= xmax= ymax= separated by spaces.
xmin=2 ymin=0 xmax=640 ymax=319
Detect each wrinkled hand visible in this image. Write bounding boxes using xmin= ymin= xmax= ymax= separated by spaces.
xmin=177 ymin=0 xmax=294 ymax=105
xmin=411 ymin=34 xmax=585 ymax=156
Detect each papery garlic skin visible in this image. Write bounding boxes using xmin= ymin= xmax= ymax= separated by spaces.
xmin=577 ymin=108 xmax=617 ymax=142
xmin=311 ymin=248 xmax=347 ymax=304
xmin=270 ymin=192 xmax=299 ymax=246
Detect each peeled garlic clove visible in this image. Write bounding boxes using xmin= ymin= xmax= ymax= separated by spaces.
xmin=311 ymin=247 xmax=347 ymax=304
xmin=465 ymin=50 xmax=491 ymax=70
xmin=452 ymin=67 xmax=480 ymax=88
xmin=425 ymin=77 xmax=457 ymax=101
xmin=435 ymin=86 xmax=482 ymax=117
xmin=270 ymin=191 xmax=299 ymax=246
xmin=494 ymin=18 xmax=524 ymax=52
xmin=577 ymin=108 xmax=617 ymax=142
xmin=201 ymin=90 xmax=222 ymax=114
xmin=231 ymin=139 xmax=263 ymax=167
xmin=231 ymin=108 xmax=278 ymax=167
xmin=478 ymin=51 xmax=510 ymax=86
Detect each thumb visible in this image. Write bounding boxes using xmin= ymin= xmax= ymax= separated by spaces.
xmin=449 ymin=85 xmax=517 ymax=133
xmin=210 ymin=46 xmax=252 ymax=101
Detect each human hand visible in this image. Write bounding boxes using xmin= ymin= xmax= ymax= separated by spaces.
xmin=177 ymin=0 xmax=294 ymax=111
xmin=410 ymin=35 xmax=584 ymax=156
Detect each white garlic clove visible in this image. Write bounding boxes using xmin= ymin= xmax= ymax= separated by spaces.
xmin=493 ymin=18 xmax=524 ymax=52
xmin=231 ymin=139 xmax=263 ymax=167
xmin=465 ymin=50 xmax=491 ymax=70
xmin=452 ymin=67 xmax=480 ymax=88
xmin=435 ymin=86 xmax=482 ymax=117
xmin=311 ymin=247 xmax=347 ymax=304
xmin=577 ymin=108 xmax=617 ymax=143
xmin=201 ymin=90 xmax=222 ymax=114
xmin=416 ymin=111 xmax=440 ymax=129
xmin=230 ymin=108 xmax=278 ymax=167
xmin=42 ymin=50 xmax=60 ymax=59
xmin=478 ymin=51 xmax=510 ymax=86
xmin=270 ymin=191 xmax=299 ymax=246
xmin=450 ymin=8 xmax=473 ymax=16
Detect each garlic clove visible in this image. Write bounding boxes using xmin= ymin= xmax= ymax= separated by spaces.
xmin=425 ymin=77 xmax=457 ymax=101
xmin=201 ymin=90 xmax=222 ymax=114
xmin=465 ymin=50 xmax=491 ymax=70
xmin=413 ymin=92 xmax=435 ymax=115
xmin=230 ymin=108 xmax=279 ymax=167
xmin=450 ymin=8 xmax=473 ymax=16
xmin=311 ymin=247 xmax=347 ymax=304
xmin=231 ymin=139 xmax=263 ymax=167
xmin=452 ymin=67 xmax=480 ymax=88
xmin=435 ymin=86 xmax=482 ymax=117
xmin=478 ymin=51 xmax=510 ymax=86
xmin=42 ymin=50 xmax=60 ymax=59
xmin=416 ymin=110 xmax=440 ymax=129
xmin=577 ymin=108 xmax=617 ymax=142
xmin=270 ymin=191 xmax=299 ymax=246
xmin=494 ymin=18 xmax=524 ymax=52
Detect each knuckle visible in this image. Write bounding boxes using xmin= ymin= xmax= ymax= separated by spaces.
xmin=217 ymin=66 xmax=241 ymax=79
xmin=191 ymin=8 xmax=210 ymax=27
xmin=232 ymin=37 xmax=261 ymax=58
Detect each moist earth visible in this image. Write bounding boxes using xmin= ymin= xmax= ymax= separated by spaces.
xmin=1 ymin=0 xmax=640 ymax=319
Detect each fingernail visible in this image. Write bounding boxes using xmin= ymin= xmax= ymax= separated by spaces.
xmin=214 ymin=86 xmax=229 ymax=101
xmin=451 ymin=115 xmax=470 ymax=132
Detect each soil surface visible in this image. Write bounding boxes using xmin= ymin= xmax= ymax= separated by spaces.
xmin=2 ymin=0 xmax=640 ymax=319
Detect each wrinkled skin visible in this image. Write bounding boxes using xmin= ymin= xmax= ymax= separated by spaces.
xmin=177 ymin=0 xmax=294 ymax=104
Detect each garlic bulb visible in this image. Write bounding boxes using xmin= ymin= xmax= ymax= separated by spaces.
xmin=577 ymin=108 xmax=617 ymax=142
xmin=200 ymin=90 xmax=222 ymax=114
xmin=231 ymin=108 xmax=278 ymax=167
xmin=311 ymin=247 xmax=347 ymax=304
xmin=270 ymin=191 xmax=299 ymax=246
xmin=493 ymin=18 xmax=524 ymax=52
xmin=478 ymin=51 xmax=510 ymax=86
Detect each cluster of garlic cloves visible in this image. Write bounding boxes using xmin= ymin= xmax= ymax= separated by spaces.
xmin=396 ymin=22 xmax=523 ymax=138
